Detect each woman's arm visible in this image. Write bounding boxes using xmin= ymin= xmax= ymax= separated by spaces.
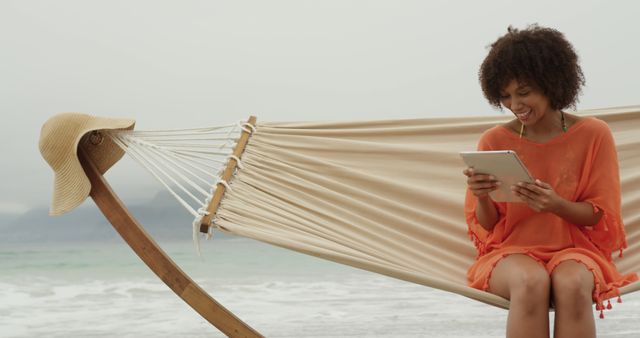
xmin=463 ymin=168 xmax=500 ymax=230
xmin=554 ymin=199 xmax=604 ymax=227
xmin=475 ymin=195 xmax=500 ymax=230
xmin=512 ymin=179 xmax=603 ymax=227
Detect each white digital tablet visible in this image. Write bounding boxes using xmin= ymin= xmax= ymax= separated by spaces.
xmin=459 ymin=150 xmax=534 ymax=203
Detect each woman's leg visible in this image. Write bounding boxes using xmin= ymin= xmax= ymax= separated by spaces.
xmin=550 ymin=260 xmax=596 ymax=338
xmin=488 ymin=254 xmax=550 ymax=338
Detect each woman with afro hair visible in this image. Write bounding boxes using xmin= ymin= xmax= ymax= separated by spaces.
xmin=463 ymin=25 xmax=638 ymax=338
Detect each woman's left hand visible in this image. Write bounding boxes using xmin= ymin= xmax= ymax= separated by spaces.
xmin=511 ymin=179 xmax=564 ymax=213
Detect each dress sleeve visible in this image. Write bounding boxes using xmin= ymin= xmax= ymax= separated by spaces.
xmin=464 ymin=130 xmax=506 ymax=257
xmin=578 ymin=121 xmax=627 ymax=258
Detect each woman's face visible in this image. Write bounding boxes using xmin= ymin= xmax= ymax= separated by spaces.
xmin=499 ymin=79 xmax=554 ymax=126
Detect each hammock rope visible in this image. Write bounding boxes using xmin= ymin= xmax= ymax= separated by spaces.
xmin=106 ymin=121 xmax=251 ymax=251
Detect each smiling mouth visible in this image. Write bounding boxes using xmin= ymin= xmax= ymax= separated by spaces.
xmin=515 ymin=110 xmax=531 ymax=121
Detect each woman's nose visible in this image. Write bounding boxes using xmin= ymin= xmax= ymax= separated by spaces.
xmin=510 ymin=97 xmax=522 ymax=111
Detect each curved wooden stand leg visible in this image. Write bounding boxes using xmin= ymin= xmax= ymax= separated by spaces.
xmin=79 ymin=148 xmax=263 ymax=338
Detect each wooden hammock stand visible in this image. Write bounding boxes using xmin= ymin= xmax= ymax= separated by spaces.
xmin=78 ymin=116 xmax=262 ymax=337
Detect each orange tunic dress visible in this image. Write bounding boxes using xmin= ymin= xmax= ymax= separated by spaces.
xmin=465 ymin=117 xmax=638 ymax=318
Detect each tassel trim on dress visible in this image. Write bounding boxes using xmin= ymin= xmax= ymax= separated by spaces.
xmin=477 ymin=253 xmax=629 ymax=319
xmin=585 ymin=203 xmax=628 ymax=260
xmin=548 ymin=257 xmax=628 ymax=319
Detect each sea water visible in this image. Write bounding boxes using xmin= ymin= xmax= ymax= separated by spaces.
xmin=1 ymin=237 xmax=639 ymax=337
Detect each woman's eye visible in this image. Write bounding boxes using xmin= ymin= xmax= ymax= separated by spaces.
xmin=518 ymin=91 xmax=530 ymax=96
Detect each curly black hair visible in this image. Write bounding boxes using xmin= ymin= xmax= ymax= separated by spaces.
xmin=479 ymin=24 xmax=585 ymax=110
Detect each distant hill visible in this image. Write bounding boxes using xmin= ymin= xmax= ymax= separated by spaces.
xmin=0 ymin=191 xmax=233 ymax=244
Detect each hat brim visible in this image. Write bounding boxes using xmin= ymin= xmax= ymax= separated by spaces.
xmin=40 ymin=113 xmax=135 ymax=215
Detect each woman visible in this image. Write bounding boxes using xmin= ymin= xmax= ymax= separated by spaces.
xmin=463 ymin=25 xmax=638 ymax=338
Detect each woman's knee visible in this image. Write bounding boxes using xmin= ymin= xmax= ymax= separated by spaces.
xmin=490 ymin=254 xmax=550 ymax=301
xmin=551 ymin=261 xmax=594 ymax=307
xmin=510 ymin=265 xmax=550 ymax=300
xmin=506 ymin=263 xmax=551 ymax=315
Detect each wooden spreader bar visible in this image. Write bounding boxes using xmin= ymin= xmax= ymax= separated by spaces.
xmin=199 ymin=115 xmax=257 ymax=233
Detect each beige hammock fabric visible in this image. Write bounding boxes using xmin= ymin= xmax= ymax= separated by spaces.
xmin=212 ymin=106 xmax=640 ymax=309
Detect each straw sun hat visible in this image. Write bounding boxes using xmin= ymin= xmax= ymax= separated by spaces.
xmin=39 ymin=113 xmax=135 ymax=215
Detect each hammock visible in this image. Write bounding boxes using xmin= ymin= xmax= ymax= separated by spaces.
xmin=40 ymin=106 xmax=640 ymax=337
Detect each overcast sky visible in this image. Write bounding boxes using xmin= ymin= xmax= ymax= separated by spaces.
xmin=1 ymin=0 xmax=639 ymax=215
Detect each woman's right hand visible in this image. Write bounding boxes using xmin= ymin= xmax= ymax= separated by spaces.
xmin=463 ymin=167 xmax=501 ymax=199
